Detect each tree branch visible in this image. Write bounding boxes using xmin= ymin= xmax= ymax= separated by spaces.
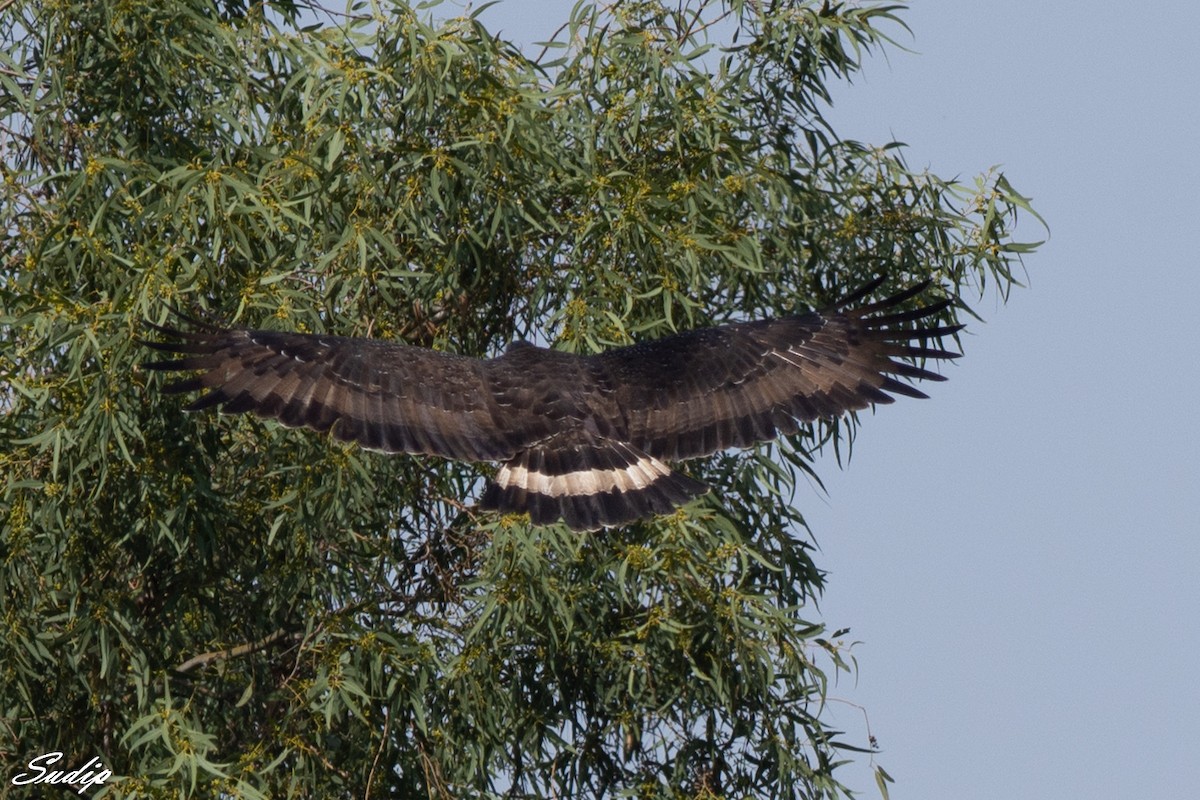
xmin=175 ymin=628 xmax=300 ymax=673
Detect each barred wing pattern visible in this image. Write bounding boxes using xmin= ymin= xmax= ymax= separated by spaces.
xmin=143 ymin=281 xmax=961 ymax=530
xmin=601 ymin=282 xmax=961 ymax=461
xmin=143 ymin=323 xmax=514 ymax=462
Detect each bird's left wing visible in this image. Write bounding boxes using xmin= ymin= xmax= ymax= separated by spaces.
xmin=142 ymin=315 xmax=515 ymax=463
xmin=596 ymin=282 xmax=963 ymax=462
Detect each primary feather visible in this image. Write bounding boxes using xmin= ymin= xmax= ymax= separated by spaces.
xmin=143 ymin=281 xmax=961 ymax=530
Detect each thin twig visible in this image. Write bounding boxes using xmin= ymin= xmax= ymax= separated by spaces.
xmin=364 ymin=704 xmax=391 ymax=799
xmin=175 ymin=628 xmax=300 ymax=673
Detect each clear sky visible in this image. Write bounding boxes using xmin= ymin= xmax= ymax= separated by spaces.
xmin=470 ymin=2 xmax=1200 ymax=798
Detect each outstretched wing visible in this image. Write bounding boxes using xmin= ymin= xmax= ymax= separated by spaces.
xmin=597 ymin=281 xmax=962 ymax=461
xmin=142 ymin=314 xmax=515 ymax=462
xmin=142 ymin=280 xmax=962 ymax=531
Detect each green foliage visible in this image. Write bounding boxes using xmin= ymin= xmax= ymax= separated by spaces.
xmin=0 ymin=0 xmax=1037 ymax=797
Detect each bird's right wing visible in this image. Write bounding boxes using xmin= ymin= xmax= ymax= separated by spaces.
xmin=142 ymin=315 xmax=517 ymax=463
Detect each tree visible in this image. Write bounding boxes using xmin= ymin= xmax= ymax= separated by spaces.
xmin=0 ymin=1 xmax=1038 ymax=797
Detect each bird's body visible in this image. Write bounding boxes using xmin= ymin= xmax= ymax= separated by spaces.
xmin=143 ymin=279 xmax=961 ymax=530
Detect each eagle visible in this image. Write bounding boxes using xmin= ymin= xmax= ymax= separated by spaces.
xmin=142 ymin=278 xmax=961 ymax=531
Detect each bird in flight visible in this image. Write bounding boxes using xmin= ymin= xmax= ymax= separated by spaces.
xmin=143 ymin=278 xmax=961 ymax=531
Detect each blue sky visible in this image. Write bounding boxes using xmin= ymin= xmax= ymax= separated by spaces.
xmin=472 ymin=2 xmax=1200 ymax=798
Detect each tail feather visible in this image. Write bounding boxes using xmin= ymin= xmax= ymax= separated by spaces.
xmin=480 ymin=436 xmax=708 ymax=531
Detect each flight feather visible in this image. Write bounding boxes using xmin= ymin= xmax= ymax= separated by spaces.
xmin=143 ymin=281 xmax=961 ymax=530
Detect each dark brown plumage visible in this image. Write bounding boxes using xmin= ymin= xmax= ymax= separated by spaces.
xmin=142 ymin=279 xmax=962 ymax=530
